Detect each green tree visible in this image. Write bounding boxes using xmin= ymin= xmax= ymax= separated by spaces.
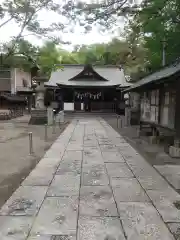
xmin=137 ymin=0 xmax=180 ymax=70
xmin=0 ymin=0 xmax=75 ymax=56
xmin=73 ymin=0 xmax=138 ymax=30
xmin=36 ymin=41 xmax=62 ymax=76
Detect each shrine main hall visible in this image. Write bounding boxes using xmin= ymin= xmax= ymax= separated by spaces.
xmin=45 ymin=64 xmax=130 ymax=112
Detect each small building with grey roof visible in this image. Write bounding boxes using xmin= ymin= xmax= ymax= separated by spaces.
xmin=123 ymin=59 xmax=180 ymax=155
xmin=45 ymin=64 xmax=131 ymax=113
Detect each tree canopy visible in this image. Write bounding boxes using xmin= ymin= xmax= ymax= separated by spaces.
xmin=1 ymin=0 xmax=180 ymax=82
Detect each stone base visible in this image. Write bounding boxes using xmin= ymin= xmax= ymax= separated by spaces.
xmin=29 ymin=109 xmax=47 ymax=125
xmin=169 ymin=146 xmax=180 ymax=158
xmin=149 ymin=136 xmax=158 ymax=144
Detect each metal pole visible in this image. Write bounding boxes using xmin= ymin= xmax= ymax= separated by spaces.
xmin=52 ymin=118 xmax=56 ymax=134
xmin=28 ymin=132 xmax=33 ymax=155
xmin=117 ymin=115 xmax=119 ymax=128
xmin=45 ymin=124 xmax=47 ymax=141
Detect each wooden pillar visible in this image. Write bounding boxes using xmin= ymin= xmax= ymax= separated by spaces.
xmin=175 ymin=81 xmax=180 ymax=138
xmin=158 ymin=88 xmax=162 ymax=125
xmin=27 ymin=95 xmax=32 ymax=114
xmin=101 ymin=89 xmax=104 ymax=111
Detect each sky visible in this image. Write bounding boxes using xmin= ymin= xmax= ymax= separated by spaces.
xmin=0 ymin=1 xmax=125 ymax=51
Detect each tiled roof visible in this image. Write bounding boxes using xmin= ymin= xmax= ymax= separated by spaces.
xmin=126 ymin=61 xmax=180 ymax=91
xmin=45 ymin=64 xmax=130 ymax=87
xmin=0 ymin=93 xmax=26 ymax=102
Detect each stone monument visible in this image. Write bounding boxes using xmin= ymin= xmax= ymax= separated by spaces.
xmin=29 ymin=75 xmax=49 ymax=125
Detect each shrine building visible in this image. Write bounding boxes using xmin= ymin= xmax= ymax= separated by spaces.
xmin=45 ymin=64 xmax=131 ymax=112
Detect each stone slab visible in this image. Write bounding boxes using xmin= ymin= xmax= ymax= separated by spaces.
xmin=22 ymin=167 xmax=55 ymax=186
xmin=82 ymin=165 xmax=109 ymax=186
xmin=118 ymin=202 xmax=175 ymax=240
xmin=147 ymin=188 xmax=180 ymax=222
xmin=36 ymin=158 xmax=61 ymax=171
xmin=47 ymin=174 xmax=80 ymax=196
xmin=137 ymin=175 xmax=169 ymax=190
xmin=154 ymin=165 xmax=180 ymax=190
xmin=168 ymin=223 xmax=180 ymax=240
xmin=101 ymin=151 xmax=125 ymax=163
xmin=100 ymin=145 xmax=118 ymax=152
xmin=0 ymin=186 xmax=47 ymax=216
xmin=44 ymin=149 xmax=65 ymax=159
xmin=56 ymin=160 xmax=81 ymax=175
xmin=66 ymin=143 xmax=83 ymax=151
xmin=0 ymin=216 xmax=33 ymax=240
xmin=111 ymin=178 xmax=150 ymax=202
xmin=79 ymin=186 xmax=118 ymax=217
xmin=62 ymin=151 xmax=83 ymax=161
xmin=106 ymin=163 xmax=134 ymax=178
xmin=28 ymin=235 xmax=76 ymax=240
xmin=30 ymin=197 xmax=78 ymax=236
xmin=78 ymin=216 xmax=126 ymax=240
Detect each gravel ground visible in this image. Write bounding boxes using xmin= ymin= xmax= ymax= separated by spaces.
xmin=0 ymin=115 xmax=69 ymax=208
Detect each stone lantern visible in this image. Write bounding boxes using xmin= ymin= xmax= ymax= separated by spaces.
xmin=35 ymin=76 xmax=47 ymax=109
xmin=29 ymin=75 xmax=49 ymax=125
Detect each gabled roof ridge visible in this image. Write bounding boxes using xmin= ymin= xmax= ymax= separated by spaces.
xmin=55 ymin=64 xmax=122 ymax=68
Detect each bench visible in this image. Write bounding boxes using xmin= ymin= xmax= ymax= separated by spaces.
xmin=139 ymin=121 xmax=153 ymax=136
xmin=154 ymin=126 xmax=175 ymax=152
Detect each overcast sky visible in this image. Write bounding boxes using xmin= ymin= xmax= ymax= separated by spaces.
xmin=0 ymin=1 xmax=125 ymax=51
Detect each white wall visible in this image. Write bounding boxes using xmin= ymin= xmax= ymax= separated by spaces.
xmin=64 ymin=102 xmax=74 ymax=111
xmin=11 ymin=68 xmax=31 ymax=93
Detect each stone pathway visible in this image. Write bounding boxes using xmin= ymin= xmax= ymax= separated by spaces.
xmin=0 ymin=118 xmax=179 ymax=239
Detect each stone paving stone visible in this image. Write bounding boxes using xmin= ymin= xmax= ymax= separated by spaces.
xmin=0 ymin=216 xmax=33 ymax=240
xmin=100 ymin=144 xmax=119 ymax=152
xmin=98 ymin=138 xmax=113 ymax=145
xmin=111 ymin=178 xmax=150 ymax=202
xmin=62 ymin=151 xmax=83 ymax=161
xmin=137 ymin=174 xmax=169 ymax=190
xmin=47 ymin=174 xmax=80 ymax=197
xmin=82 ymin=164 xmax=109 ymax=186
xmin=79 ymin=186 xmax=118 ymax=217
xmin=101 ymin=151 xmax=125 ymax=163
xmin=124 ymin=156 xmax=150 ymax=170
xmin=44 ymin=149 xmax=65 ymax=159
xmin=83 ymin=150 xmax=104 ymax=166
xmin=106 ymin=163 xmax=134 ymax=178
xmin=27 ymin=234 xmax=76 ymax=240
xmin=30 ymin=197 xmax=78 ymax=236
xmin=66 ymin=143 xmax=83 ymax=151
xmin=129 ymin=163 xmax=160 ymax=177
xmin=36 ymin=158 xmax=61 ymax=171
xmin=22 ymin=167 xmax=55 ymax=186
xmin=168 ymin=223 xmax=180 ymax=240
xmin=56 ymin=160 xmax=81 ymax=175
xmin=0 ymin=186 xmax=47 ymax=216
xmin=118 ymin=202 xmax=175 ymax=240
xmin=154 ymin=165 xmax=180 ymax=190
xmin=78 ymin=216 xmax=125 ymax=240
xmin=147 ymin=188 xmax=180 ymax=222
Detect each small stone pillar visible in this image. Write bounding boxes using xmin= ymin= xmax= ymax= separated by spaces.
xmin=169 ymin=139 xmax=180 ymax=158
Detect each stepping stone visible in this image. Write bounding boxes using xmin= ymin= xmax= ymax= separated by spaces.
xmin=79 ymin=186 xmax=118 ymax=217
xmin=78 ymin=216 xmax=126 ymax=240
xmin=30 ymin=197 xmax=78 ymax=236
xmin=0 ymin=186 xmax=47 ymax=216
